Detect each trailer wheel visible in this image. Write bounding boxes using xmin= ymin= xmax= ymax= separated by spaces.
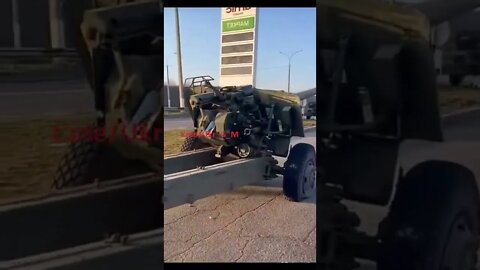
xmin=449 ymin=74 xmax=464 ymax=86
xmin=377 ymin=161 xmax=479 ymax=270
xmin=283 ymin=143 xmax=316 ymax=202
xmin=53 ymin=138 xmax=152 ymax=189
xmin=180 ymin=136 xmax=207 ymax=152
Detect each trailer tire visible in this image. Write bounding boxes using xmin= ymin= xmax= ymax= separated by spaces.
xmin=283 ymin=143 xmax=316 ymax=202
xmin=53 ymin=139 xmax=98 ymax=189
xmin=53 ymin=138 xmax=152 ymax=189
xmin=377 ymin=161 xmax=479 ymax=270
xmin=180 ymin=136 xmax=206 ymax=152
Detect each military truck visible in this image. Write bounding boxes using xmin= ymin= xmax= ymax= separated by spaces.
xmin=317 ymin=0 xmax=480 ymax=268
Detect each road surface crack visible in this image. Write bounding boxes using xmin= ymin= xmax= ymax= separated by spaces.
xmin=164 ymin=207 xmax=199 ymax=226
xmin=223 ymin=195 xmax=279 ymax=232
xmin=168 ymin=195 xmax=278 ymax=260
xmin=234 ymin=238 xmax=252 ymax=262
xmin=165 ymin=195 xmax=249 ymax=226
xmin=302 ymin=226 xmax=316 ymax=244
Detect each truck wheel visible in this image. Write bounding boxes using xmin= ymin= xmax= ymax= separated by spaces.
xmin=306 ymin=115 xmax=312 ymax=120
xmin=180 ymin=136 xmax=206 ymax=152
xmin=53 ymin=138 xmax=153 ymax=189
xmin=377 ymin=161 xmax=479 ymax=270
xmin=283 ymin=143 xmax=316 ymax=202
xmin=449 ymin=74 xmax=464 ymax=86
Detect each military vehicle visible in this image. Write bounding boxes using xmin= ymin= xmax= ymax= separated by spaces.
xmin=163 ymin=75 xmax=316 ymax=207
xmin=303 ymin=95 xmax=316 ymax=119
xmin=295 ymin=88 xmax=317 ymax=119
xmin=179 ymin=75 xmax=316 ymax=157
xmin=317 ymin=0 xmax=480 ymax=269
xmin=180 ymin=75 xmax=306 ymax=158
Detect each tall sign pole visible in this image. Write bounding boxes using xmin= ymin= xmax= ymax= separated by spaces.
xmin=219 ymin=7 xmax=258 ymax=87
xmin=175 ymin=8 xmax=185 ymax=109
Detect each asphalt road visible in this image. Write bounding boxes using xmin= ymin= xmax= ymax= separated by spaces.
xmin=0 ymin=80 xmax=94 ymax=121
xmin=164 ymin=128 xmax=317 ymax=262
xmin=164 ymin=117 xmax=193 ymax=131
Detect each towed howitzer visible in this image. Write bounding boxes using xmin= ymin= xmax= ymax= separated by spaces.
xmin=295 ymin=88 xmax=317 ymax=100
xmin=53 ymin=0 xmax=164 ymax=188
xmin=182 ymin=76 xmax=305 ymax=158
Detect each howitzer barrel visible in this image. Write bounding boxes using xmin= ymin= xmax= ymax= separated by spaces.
xmin=296 ymin=88 xmax=316 ymax=100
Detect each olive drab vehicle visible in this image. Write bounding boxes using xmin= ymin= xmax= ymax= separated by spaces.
xmin=317 ymin=0 xmax=480 ymax=269
xmin=181 ymin=76 xmax=305 ymax=158
xmin=53 ymin=0 xmax=164 ymax=188
xmin=54 ymin=0 xmax=317 ymax=190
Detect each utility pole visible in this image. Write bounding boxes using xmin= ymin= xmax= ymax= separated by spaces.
xmin=175 ymin=8 xmax=185 ymax=109
xmin=166 ymin=64 xmax=171 ymax=108
xmin=280 ymin=49 xmax=303 ymax=93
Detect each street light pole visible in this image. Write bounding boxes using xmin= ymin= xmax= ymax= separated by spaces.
xmin=280 ymin=49 xmax=303 ymax=93
xmin=166 ymin=64 xmax=171 ymax=108
xmin=287 ymin=63 xmax=291 ymax=94
xmin=166 ymin=52 xmax=176 ymax=108
xmin=175 ymin=7 xmax=185 ymax=109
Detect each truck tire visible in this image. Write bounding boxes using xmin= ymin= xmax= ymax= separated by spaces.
xmin=53 ymin=138 xmax=152 ymax=189
xmin=449 ymin=74 xmax=464 ymax=86
xmin=377 ymin=161 xmax=479 ymax=270
xmin=283 ymin=143 xmax=316 ymax=202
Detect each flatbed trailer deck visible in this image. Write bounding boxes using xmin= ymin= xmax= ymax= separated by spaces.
xmin=164 ymin=127 xmax=317 ymax=210
xmin=164 ymin=148 xmax=279 ymax=210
